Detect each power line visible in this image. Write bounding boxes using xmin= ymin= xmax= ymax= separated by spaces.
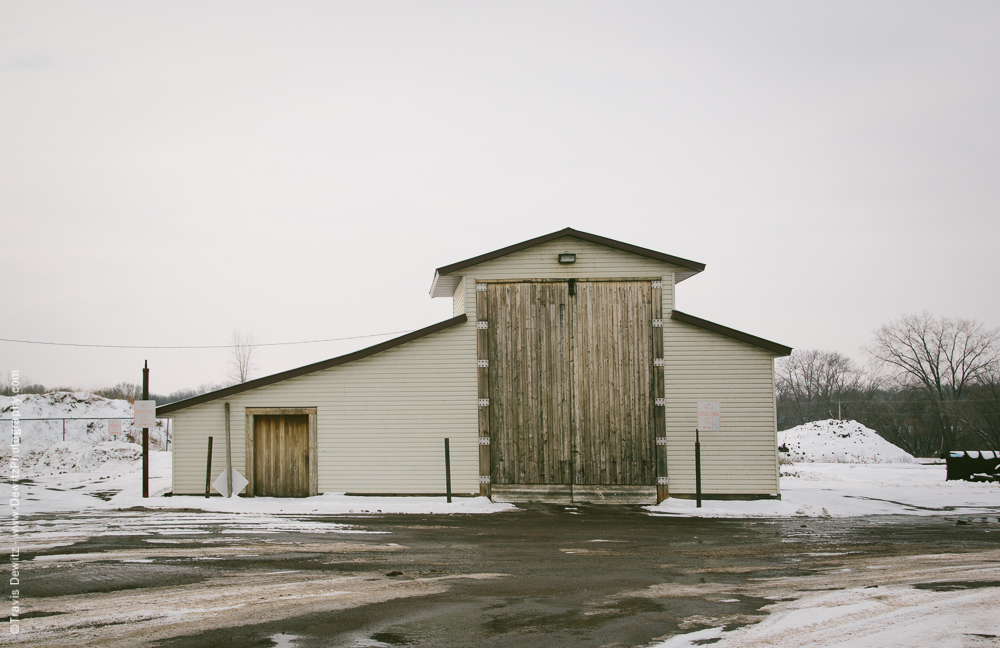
xmin=0 ymin=330 xmax=415 ymax=350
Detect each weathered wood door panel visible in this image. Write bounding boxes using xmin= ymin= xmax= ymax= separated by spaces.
xmin=571 ymin=281 xmax=655 ymax=485
xmin=487 ymin=280 xmax=654 ymax=487
xmin=487 ymin=282 xmax=572 ymax=484
xmin=253 ymin=414 xmax=309 ymax=497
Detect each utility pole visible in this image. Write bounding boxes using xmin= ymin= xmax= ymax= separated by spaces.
xmin=142 ymin=360 xmax=149 ymax=498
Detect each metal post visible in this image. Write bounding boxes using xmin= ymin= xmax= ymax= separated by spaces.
xmin=224 ymin=402 xmax=233 ymax=497
xmin=695 ymin=429 xmax=702 ymax=508
xmin=62 ymin=418 xmax=65 ymax=442
xmin=444 ymin=438 xmax=452 ymax=503
xmin=205 ymin=436 xmax=214 ymax=498
xmin=142 ymin=360 xmax=149 ymax=498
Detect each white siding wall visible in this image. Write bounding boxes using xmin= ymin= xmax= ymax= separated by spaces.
xmin=170 ymin=322 xmax=479 ymax=495
xmin=661 ymin=317 xmax=780 ymax=495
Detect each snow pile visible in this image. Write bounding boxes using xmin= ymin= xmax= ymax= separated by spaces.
xmin=779 ymin=419 xmax=914 ymax=464
xmin=0 ymin=391 xmax=161 ymax=477
xmin=26 ymin=441 xmax=142 ymax=477
xmin=1 ymin=391 xmax=135 ymax=450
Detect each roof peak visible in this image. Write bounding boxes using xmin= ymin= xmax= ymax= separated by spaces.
xmin=430 ymin=227 xmax=705 ymax=297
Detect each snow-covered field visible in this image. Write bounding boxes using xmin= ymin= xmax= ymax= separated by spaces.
xmin=649 ymin=419 xmax=1000 ymax=518
xmin=650 ymin=462 xmax=1000 ymax=518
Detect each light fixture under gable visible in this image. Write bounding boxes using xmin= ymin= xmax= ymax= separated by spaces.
xmin=558 ymin=252 xmax=576 ymax=264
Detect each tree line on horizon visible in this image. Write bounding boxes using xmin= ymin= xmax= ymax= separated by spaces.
xmin=778 ymin=313 xmax=1000 ymax=457
xmin=0 ymin=378 xmax=224 ymax=407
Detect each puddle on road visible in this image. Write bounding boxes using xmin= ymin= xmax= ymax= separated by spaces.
xmin=370 ymin=631 xmax=412 ymax=645
xmin=913 ymin=580 xmax=1000 ymax=592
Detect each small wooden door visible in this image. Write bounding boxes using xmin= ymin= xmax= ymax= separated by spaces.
xmin=253 ymin=414 xmax=310 ymax=497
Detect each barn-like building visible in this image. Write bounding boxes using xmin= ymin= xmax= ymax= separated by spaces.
xmin=159 ymin=228 xmax=791 ymax=503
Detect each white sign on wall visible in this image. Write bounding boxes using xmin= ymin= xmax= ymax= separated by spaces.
xmin=133 ymin=400 xmax=157 ymax=428
xmin=109 ymin=419 xmax=122 ymax=437
xmin=697 ymin=401 xmax=721 ymax=432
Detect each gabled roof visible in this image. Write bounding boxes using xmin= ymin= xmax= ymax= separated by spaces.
xmin=430 ymin=227 xmax=706 ymax=298
xmin=157 ymin=315 xmax=467 ymax=415
xmin=671 ymin=310 xmax=792 ymax=356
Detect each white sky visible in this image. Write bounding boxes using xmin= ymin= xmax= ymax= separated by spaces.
xmin=2 ymin=2 xmax=999 ymax=394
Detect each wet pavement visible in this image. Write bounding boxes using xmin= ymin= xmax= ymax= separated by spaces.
xmin=15 ymin=505 xmax=1000 ymax=647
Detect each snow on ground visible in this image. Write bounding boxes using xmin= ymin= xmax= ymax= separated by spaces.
xmin=779 ymin=419 xmax=915 ymax=464
xmin=651 ymin=562 xmax=1000 ymax=648
xmin=650 ymin=462 xmax=1000 ymax=518
xmin=649 ymin=419 xmax=999 ymax=518
xmin=21 ymin=448 xmax=514 ymax=516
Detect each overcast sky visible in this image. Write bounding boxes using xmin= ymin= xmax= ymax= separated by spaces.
xmin=2 ymin=2 xmax=999 ymax=394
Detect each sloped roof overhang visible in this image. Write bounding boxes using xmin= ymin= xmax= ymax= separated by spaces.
xmin=429 ymin=227 xmax=706 ymax=298
xmin=671 ymin=310 xmax=792 ymax=356
xmin=157 ymin=314 xmax=468 ymax=415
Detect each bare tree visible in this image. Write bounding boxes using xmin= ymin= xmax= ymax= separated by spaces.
xmin=227 ymin=329 xmax=258 ymax=384
xmin=95 ymin=382 xmax=144 ymax=403
xmin=964 ymin=363 xmax=1000 ymax=451
xmin=776 ymin=349 xmax=870 ymax=427
xmin=866 ymin=313 xmax=1000 ymax=451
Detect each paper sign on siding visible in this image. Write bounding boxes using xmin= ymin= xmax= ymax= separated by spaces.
xmin=133 ymin=400 xmax=156 ymax=428
xmin=697 ymin=401 xmax=721 ymax=432
xmin=109 ymin=419 xmax=121 ymax=437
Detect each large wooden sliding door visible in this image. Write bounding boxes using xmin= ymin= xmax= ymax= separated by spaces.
xmin=486 ymin=280 xmax=656 ymax=490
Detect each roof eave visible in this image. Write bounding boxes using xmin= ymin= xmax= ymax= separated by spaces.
xmin=157 ymin=314 xmax=469 ymax=415
xmin=429 ymin=227 xmax=706 ymax=295
xmin=670 ymin=310 xmax=792 ymax=356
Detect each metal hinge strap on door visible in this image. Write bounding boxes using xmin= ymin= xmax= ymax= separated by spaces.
xmin=477 ymin=321 xmax=488 ymax=329
xmin=655 ymin=398 xmax=666 ymax=407
xmin=480 ymin=475 xmax=491 ymax=484
xmin=652 ymin=319 xmax=663 ymax=328
xmin=656 ymin=437 xmax=667 ymax=446
xmin=654 ymin=358 xmax=665 ymax=367
xmin=478 ymin=398 xmax=490 ymax=407
xmin=478 ymin=359 xmax=489 ymax=368
xmin=479 ymin=436 xmax=490 ymax=445
xmin=651 ymin=281 xmax=662 ymax=289
xmin=476 ymin=283 xmax=487 ymax=291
